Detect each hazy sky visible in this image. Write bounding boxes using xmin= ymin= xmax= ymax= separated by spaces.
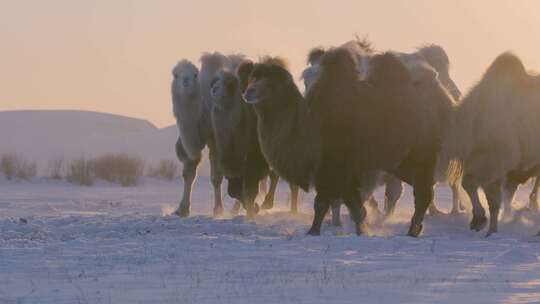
xmin=1 ymin=0 xmax=539 ymax=127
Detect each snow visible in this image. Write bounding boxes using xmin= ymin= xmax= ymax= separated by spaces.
xmin=1 ymin=177 xmax=539 ymax=303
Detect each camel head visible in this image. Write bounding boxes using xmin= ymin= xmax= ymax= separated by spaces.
xmin=417 ymin=44 xmax=461 ymax=99
xmin=243 ymin=62 xmax=294 ymax=106
xmin=210 ymin=70 xmax=241 ymax=111
xmin=172 ymin=60 xmax=199 ymax=98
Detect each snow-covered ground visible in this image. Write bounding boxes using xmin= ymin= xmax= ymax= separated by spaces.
xmin=1 ymin=176 xmax=540 ymax=304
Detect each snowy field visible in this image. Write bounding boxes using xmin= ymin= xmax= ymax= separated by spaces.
xmin=1 ymin=176 xmax=540 ymax=304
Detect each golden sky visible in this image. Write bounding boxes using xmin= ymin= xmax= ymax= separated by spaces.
xmin=1 ymin=0 xmax=539 ymax=127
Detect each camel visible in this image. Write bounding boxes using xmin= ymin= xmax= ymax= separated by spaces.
xmin=171 ymin=53 xmax=244 ymax=218
xmin=444 ymin=52 xmax=540 ymax=236
xmin=301 ymin=40 xmax=464 ymax=219
xmin=210 ymin=57 xmax=300 ymax=216
xmin=245 ymin=48 xmax=454 ymax=236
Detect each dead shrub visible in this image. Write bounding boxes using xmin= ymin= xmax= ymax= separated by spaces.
xmin=66 ymin=157 xmax=94 ymax=186
xmin=93 ymin=153 xmax=144 ymax=186
xmin=1 ymin=153 xmax=17 ymax=180
xmin=147 ymin=159 xmax=180 ymax=181
xmin=0 ymin=153 xmax=37 ymax=180
xmin=48 ymin=158 xmax=64 ymax=179
xmin=15 ymin=159 xmax=37 ymax=180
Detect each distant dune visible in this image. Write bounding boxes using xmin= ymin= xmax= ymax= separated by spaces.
xmin=0 ymin=110 xmax=210 ymax=175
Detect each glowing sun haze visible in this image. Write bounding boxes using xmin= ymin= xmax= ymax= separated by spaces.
xmin=1 ymin=0 xmax=539 ymax=127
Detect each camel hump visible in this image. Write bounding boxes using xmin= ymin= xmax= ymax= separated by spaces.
xmin=227 ymin=54 xmax=247 ymax=71
xmin=483 ymin=52 xmax=527 ymax=84
xmin=318 ymin=47 xmax=358 ymax=79
xmin=200 ymin=52 xmax=229 ymax=85
xmin=200 ymin=52 xmax=229 ymax=69
xmin=259 ymin=56 xmax=289 ymax=69
xmin=368 ymin=52 xmax=411 ymax=86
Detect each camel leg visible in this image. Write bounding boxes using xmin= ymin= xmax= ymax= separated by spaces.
xmin=289 ymin=183 xmax=300 ymax=214
xmin=344 ymin=187 xmax=369 ymax=236
xmin=208 ymin=141 xmax=224 ymax=217
xmin=384 ymin=176 xmax=403 ymax=218
xmin=259 ymin=177 xmax=268 ymax=195
xmin=407 ymin=167 xmax=435 ymax=237
xmin=175 ymin=159 xmax=200 ymax=217
xmin=450 ymin=182 xmax=462 ymax=214
xmin=484 ymin=180 xmax=503 ymax=237
xmin=230 ymin=200 xmax=242 ymax=216
xmin=462 ymin=174 xmax=487 ymax=231
xmin=227 ymin=177 xmax=243 ymax=216
xmin=330 ymin=200 xmax=342 ymax=227
xmin=529 ymin=175 xmax=540 ymax=212
xmin=261 ymin=171 xmax=279 ymax=210
xmin=366 ymin=196 xmax=383 ymax=218
xmin=174 ymin=139 xmax=201 ymax=218
xmin=241 ymin=174 xmax=261 ymax=219
xmin=307 ymin=193 xmax=331 ymax=236
xmin=501 ymin=177 xmax=519 ymax=221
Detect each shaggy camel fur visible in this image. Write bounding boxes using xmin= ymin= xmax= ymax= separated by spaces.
xmin=171 ymin=60 xmax=209 ymax=217
xmin=246 ymin=49 xmax=453 ymax=236
xmin=210 ymin=57 xmax=299 ymax=215
xmin=171 ymin=53 xmax=242 ymax=217
xmin=445 ymin=53 xmax=540 ymax=236
xmin=302 ymin=40 xmax=463 ymax=218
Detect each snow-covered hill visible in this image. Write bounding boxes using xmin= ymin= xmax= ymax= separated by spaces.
xmin=0 ymin=110 xmax=209 ymax=175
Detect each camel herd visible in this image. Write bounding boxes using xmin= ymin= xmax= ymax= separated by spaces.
xmin=171 ymin=38 xmax=540 ymax=237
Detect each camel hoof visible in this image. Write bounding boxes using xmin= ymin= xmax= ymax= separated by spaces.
xmin=469 ymin=215 xmax=487 ymax=231
xmin=450 ymin=208 xmax=463 ymax=215
xmin=331 ymin=218 xmax=342 ymax=227
xmin=253 ymin=203 xmax=260 ymax=214
xmin=213 ymin=206 xmax=224 ymax=217
xmin=428 ymin=208 xmax=446 ymax=216
xmin=307 ymin=228 xmax=321 ymax=236
xmin=246 ymin=204 xmax=260 ymax=219
xmin=407 ymin=223 xmax=423 ymax=237
xmin=230 ymin=202 xmax=241 ymax=216
xmin=485 ymin=229 xmax=497 ymax=238
xmin=383 ymin=210 xmax=395 ymax=221
xmin=355 ymin=223 xmax=369 ymax=236
xmin=260 ymin=199 xmax=274 ymax=210
xmin=174 ymin=205 xmax=190 ymax=218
